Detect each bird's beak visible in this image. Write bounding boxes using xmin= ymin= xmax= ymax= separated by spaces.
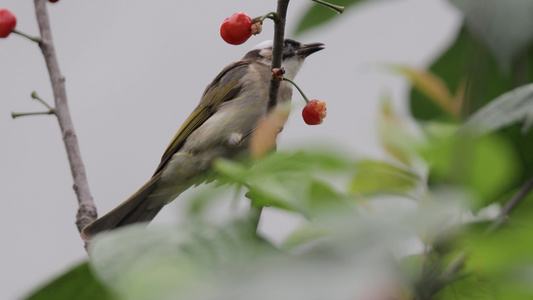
xmin=297 ymin=42 xmax=325 ymax=58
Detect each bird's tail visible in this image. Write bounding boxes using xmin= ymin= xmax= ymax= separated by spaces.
xmin=81 ymin=175 xmax=164 ymax=242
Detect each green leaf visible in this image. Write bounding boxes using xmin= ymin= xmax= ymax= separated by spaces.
xmin=458 ymin=225 xmax=533 ymax=299
xmin=87 ymin=197 xmax=470 ymax=300
xmin=214 ymin=150 xmax=355 ymax=215
xmin=90 ymin=221 xmax=267 ymax=300
xmin=349 ymin=160 xmax=420 ymax=196
xmin=88 ymin=218 xmax=409 ymax=300
xmin=308 ymin=178 xmax=348 ymax=209
xmin=245 ymin=174 xmax=313 ymax=213
xmin=185 ymin=183 xmax=236 ymax=219
xmin=281 ymin=223 xmax=331 ymax=250
xmin=294 ymin=0 xmax=391 ymax=35
xmin=213 ymin=158 xmax=250 ymax=184
xmin=378 ymin=96 xmax=421 ymax=165
xmin=462 ymin=83 xmax=533 ymax=135
xmin=25 ymin=262 xmax=115 ymax=300
xmin=437 ymin=274 xmax=496 ymax=300
xmin=449 ymin=0 xmax=533 ymax=70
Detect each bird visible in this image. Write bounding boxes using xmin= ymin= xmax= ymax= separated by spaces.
xmin=81 ymin=39 xmax=325 ymax=241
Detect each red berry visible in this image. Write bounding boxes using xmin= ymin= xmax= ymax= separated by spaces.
xmin=49 ymin=0 xmax=60 ymax=3
xmin=302 ymin=100 xmax=327 ymax=125
xmin=220 ymin=12 xmax=253 ymax=45
xmin=0 ymin=8 xmax=16 ymax=38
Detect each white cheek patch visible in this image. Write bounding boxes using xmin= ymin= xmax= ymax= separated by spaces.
xmin=282 ymin=57 xmax=304 ymax=80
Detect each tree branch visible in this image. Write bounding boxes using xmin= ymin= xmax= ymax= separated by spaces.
xmin=266 ymin=0 xmax=290 ymax=111
xmin=250 ymin=0 xmax=290 ymax=233
xmin=33 ymin=0 xmax=97 ymax=244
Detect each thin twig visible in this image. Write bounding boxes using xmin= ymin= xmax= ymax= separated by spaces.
xmin=11 ymin=28 xmax=41 ymax=43
xmin=31 ymin=91 xmax=54 ymax=110
xmin=12 ymin=110 xmax=54 ymax=118
xmin=33 ymin=0 xmax=97 ymax=248
xmin=283 ymin=77 xmax=310 ymax=103
xmin=311 ymin=0 xmax=345 ymax=14
xmin=12 ymin=91 xmax=55 ymax=119
xmin=487 ymin=177 xmax=533 ymax=233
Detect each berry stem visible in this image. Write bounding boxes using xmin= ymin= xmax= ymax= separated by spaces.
xmin=11 ymin=28 xmax=41 ymax=43
xmin=11 ymin=110 xmax=55 ymax=119
xmin=254 ymin=12 xmax=278 ymax=23
xmin=283 ymin=77 xmax=310 ymax=103
xmin=31 ymin=91 xmax=54 ymax=110
xmin=11 ymin=91 xmax=56 ymax=119
xmin=311 ymin=0 xmax=345 ymax=14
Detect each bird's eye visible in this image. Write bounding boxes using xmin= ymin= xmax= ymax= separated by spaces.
xmin=284 ymin=39 xmax=301 ymax=52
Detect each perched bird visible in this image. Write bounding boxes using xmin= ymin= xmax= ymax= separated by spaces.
xmin=81 ymin=39 xmax=324 ymax=241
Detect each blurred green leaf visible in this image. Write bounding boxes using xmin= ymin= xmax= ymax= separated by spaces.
xmin=213 ymin=159 xmax=250 ymax=185
xmin=281 ymin=223 xmax=331 ymax=250
xmin=215 ymin=150 xmax=353 ymax=183
xmin=308 ymin=178 xmax=350 ymax=210
xmin=421 ymin=130 xmax=518 ymax=205
xmin=25 ymin=262 xmax=115 ymax=300
xmin=214 ymin=150 xmax=355 ymax=215
xmin=462 ymin=83 xmax=533 ymax=134
xmin=437 ymin=274 xmax=495 ymax=300
xmin=465 ymin=226 xmax=533 ymax=274
xmin=85 ymin=166 xmax=482 ymax=300
xmin=245 ymin=173 xmax=313 ymax=212
xmin=185 ymin=183 xmax=237 ymax=219
xmin=349 ymin=160 xmax=421 ymax=196
xmin=378 ymin=96 xmax=422 ymax=165
xmin=449 ymin=0 xmax=533 ymax=70
xmin=88 ymin=217 xmax=412 ymax=300
xmin=456 ymin=225 xmax=533 ymax=299
xmin=467 ymin=135 xmax=518 ymax=202
xmin=90 ymin=221 xmax=267 ymax=300
xmin=294 ymin=0 xmax=392 ymax=35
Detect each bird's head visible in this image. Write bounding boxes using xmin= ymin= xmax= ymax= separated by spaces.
xmin=244 ymin=39 xmax=325 ymax=79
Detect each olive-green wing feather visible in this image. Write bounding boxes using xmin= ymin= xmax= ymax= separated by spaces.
xmin=153 ymin=61 xmax=250 ymax=175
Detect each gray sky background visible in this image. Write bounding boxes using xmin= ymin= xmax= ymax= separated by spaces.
xmin=0 ymin=0 xmax=459 ymax=298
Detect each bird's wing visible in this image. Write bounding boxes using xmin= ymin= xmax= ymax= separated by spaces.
xmin=153 ymin=61 xmax=250 ymax=175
